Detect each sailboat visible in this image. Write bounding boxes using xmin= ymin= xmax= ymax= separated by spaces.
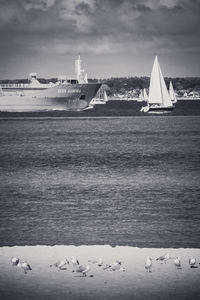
xmin=141 ymin=56 xmax=173 ymax=113
xmin=169 ymin=81 xmax=177 ymax=103
xmin=83 ymin=87 xmax=108 ymax=110
xmin=138 ymin=89 xmax=144 ymax=102
xmin=143 ymin=88 xmax=148 ymax=101
xmin=138 ymin=88 xmax=148 ymax=102
xmin=90 ymin=88 xmax=108 ymax=105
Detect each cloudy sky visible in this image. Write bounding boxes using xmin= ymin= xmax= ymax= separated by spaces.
xmin=0 ymin=0 xmax=200 ymax=79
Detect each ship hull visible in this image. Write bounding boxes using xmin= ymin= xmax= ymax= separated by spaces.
xmin=0 ymin=83 xmax=101 ymax=112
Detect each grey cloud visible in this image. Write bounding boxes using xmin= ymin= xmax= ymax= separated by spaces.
xmin=0 ymin=0 xmax=26 ymax=25
xmin=22 ymin=0 xmax=56 ymax=11
xmin=0 ymin=0 xmax=200 ymax=55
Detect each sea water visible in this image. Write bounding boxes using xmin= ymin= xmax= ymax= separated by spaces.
xmin=0 ymin=115 xmax=200 ymax=247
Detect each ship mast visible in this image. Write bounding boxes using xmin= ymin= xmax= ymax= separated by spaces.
xmin=75 ymin=54 xmax=88 ymax=84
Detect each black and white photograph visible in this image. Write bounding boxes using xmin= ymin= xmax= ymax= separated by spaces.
xmin=0 ymin=0 xmax=200 ymax=299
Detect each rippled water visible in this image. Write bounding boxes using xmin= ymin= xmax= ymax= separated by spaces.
xmin=0 ymin=115 xmax=200 ymax=247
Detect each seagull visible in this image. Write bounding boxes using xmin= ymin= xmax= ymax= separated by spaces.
xmin=17 ymin=261 xmax=32 ymax=274
xmin=156 ymin=253 xmax=171 ymax=264
xmin=88 ymin=258 xmax=103 ymax=266
xmin=145 ymin=257 xmax=152 ymax=272
xmin=114 ymin=260 xmax=122 ymax=265
xmin=111 ymin=261 xmax=122 ymax=271
xmin=102 ymin=264 xmax=112 ymax=270
xmin=174 ymin=257 xmax=181 ymax=269
xmin=70 ymin=256 xmax=80 ymax=271
xmin=97 ymin=258 xmax=103 ymax=266
xmin=17 ymin=260 xmax=22 ymax=269
xmin=189 ymin=258 xmax=197 ymax=268
xmin=88 ymin=259 xmax=97 ymax=264
xmin=76 ymin=265 xmax=91 ymax=277
xmin=11 ymin=257 xmax=20 ymax=266
xmin=51 ymin=258 xmax=69 ymax=270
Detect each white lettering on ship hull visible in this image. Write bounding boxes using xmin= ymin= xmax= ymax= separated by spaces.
xmin=58 ymin=89 xmax=81 ymax=93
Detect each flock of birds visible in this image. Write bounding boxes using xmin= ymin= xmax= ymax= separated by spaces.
xmin=11 ymin=253 xmax=199 ymax=276
xmin=11 ymin=256 xmax=125 ymax=276
xmin=145 ymin=253 xmax=199 ymax=272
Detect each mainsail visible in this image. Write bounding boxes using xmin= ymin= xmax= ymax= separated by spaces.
xmin=148 ymin=56 xmax=173 ymax=107
xmin=169 ymin=81 xmax=177 ymax=103
xmin=89 ymin=86 xmax=108 ymax=107
xmin=103 ymin=90 xmax=108 ymax=102
xmin=138 ymin=90 xmax=144 ymax=101
xmin=138 ymin=88 xmax=148 ymax=102
xmin=143 ymin=88 xmax=148 ymax=101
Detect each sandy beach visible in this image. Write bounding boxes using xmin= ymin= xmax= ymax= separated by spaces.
xmin=0 ymin=245 xmax=199 ymax=300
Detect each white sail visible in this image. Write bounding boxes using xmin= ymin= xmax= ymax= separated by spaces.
xmin=143 ymin=88 xmax=148 ymax=101
xmin=103 ymin=90 xmax=108 ymax=102
xmin=138 ymin=89 xmax=144 ymax=101
xmin=90 ymin=86 xmax=108 ymax=106
xmin=84 ymin=73 xmax=88 ymax=83
xmin=169 ymin=81 xmax=177 ymax=103
xmin=148 ymin=56 xmax=172 ymax=107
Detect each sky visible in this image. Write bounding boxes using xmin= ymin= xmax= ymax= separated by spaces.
xmin=0 ymin=0 xmax=200 ymax=79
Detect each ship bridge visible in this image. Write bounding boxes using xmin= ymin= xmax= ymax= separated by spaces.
xmin=58 ymin=75 xmax=78 ymax=85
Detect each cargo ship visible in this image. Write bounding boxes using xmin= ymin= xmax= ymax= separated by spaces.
xmin=0 ymin=55 xmax=101 ymax=111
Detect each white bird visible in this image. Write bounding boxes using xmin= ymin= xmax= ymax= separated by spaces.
xmin=51 ymin=258 xmax=69 ymax=270
xmin=11 ymin=257 xmax=20 ymax=266
xmin=88 ymin=259 xmax=97 ymax=264
xmin=156 ymin=253 xmax=171 ymax=264
xmin=17 ymin=260 xmax=22 ymax=268
xmin=88 ymin=257 xmax=103 ymax=266
xmin=114 ymin=260 xmax=122 ymax=265
xmin=102 ymin=264 xmax=112 ymax=270
xmin=174 ymin=257 xmax=181 ymax=269
xmin=111 ymin=261 xmax=122 ymax=271
xmin=76 ymin=265 xmax=91 ymax=277
xmin=18 ymin=261 xmax=32 ymax=274
xmin=97 ymin=258 xmax=103 ymax=266
xmin=70 ymin=256 xmax=80 ymax=271
xmin=189 ymin=258 xmax=197 ymax=268
xmin=145 ymin=257 xmax=152 ymax=272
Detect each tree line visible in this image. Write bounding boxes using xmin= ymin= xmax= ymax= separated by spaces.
xmin=91 ymin=77 xmax=200 ymax=95
xmin=1 ymin=76 xmax=200 ymax=96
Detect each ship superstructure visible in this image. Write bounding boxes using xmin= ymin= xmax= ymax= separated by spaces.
xmin=0 ymin=55 xmax=101 ymax=111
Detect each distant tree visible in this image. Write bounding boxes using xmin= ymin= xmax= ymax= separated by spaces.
xmin=1 ymin=76 xmax=200 ymax=95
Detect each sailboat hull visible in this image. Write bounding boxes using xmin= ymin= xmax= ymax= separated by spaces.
xmin=148 ymin=105 xmax=174 ymax=112
xmin=141 ymin=104 xmax=174 ymax=113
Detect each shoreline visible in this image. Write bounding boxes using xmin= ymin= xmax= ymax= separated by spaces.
xmin=0 ymin=245 xmax=200 ymax=300
xmin=0 ymin=115 xmax=200 ymax=122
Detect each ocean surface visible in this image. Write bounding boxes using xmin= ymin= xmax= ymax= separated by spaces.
xmin=0 ymin=101 xmax=200 ymax=248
